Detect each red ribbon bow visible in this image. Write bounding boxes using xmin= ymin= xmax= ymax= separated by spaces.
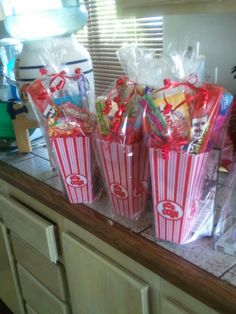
xmin=159 ymin=75 xmax=208 ymax=112
xmin=39 ymin=68 xmax=82 ymax=93
xmin=104 ymin=76 xmax=142 ymax=134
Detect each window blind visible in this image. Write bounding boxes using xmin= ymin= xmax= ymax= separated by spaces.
xmin=76 ymin=0 xmax=163 ymax=96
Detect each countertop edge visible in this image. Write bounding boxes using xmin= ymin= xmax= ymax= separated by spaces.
xmin=0 ymin=160 xmax=235 ymax=314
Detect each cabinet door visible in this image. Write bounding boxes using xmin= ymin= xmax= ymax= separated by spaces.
xmin=62 ymin=232 xmax=150 ymax=314
xmin=0 ymin=194 xmax=58 ymax=262
xmin=0 ymin=221 xmax=25 ymax=314
xmin=160 ymin=279 xmax=218 ymax=314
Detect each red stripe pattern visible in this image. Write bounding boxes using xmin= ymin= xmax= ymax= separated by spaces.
xmin=96 ymin=139 xmax=150 ymax=219
xmin=50 ymin=136 xmax=96 ymax=203
xmin=149 ymin=148 xmax=209 ymax=244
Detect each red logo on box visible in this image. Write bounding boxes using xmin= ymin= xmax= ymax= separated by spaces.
xmin=134 ymin=181 xmax=148 ymax=198
xmin=157 ymin=201 xmax=183 ymax=220
xmin=66 ymin=174 xmax=87 ymax=188
xmin=110 ymin=183 xmax=128 ymax=200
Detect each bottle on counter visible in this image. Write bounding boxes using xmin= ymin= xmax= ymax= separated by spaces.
xmin=0 ymin=0 xmax=95 ymax=119
xmin=1 ymin=0 xmax=88 ymax=41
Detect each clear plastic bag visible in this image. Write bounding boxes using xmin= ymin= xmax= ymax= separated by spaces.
xmin=150 ymin=148 xmax=220 ymax=244
xmin=214 ymin=162 xmax=236 ymax=256
xmin=213 ymin=99 xmax=236 ymax=255
xmin=95 ymin=138 xmax=150 ymax=220
xmin=165 ymin=41 xmax=206 ymax=82
xmin=214 ymin=97 xmax=236 ymax=171
xmin=27 ymin=42 xmax=102 ymax=204
xmin=94 ymin=47 xmax=151 ymax=220
xmin=132 ymin=43 xmax=234 ymax=244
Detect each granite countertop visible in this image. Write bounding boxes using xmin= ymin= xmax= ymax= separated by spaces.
xmin=0 ymin=138 xmax=236 ymax=313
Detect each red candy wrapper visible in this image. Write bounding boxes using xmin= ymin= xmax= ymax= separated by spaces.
xmin=96 ymin=139 xmax=150 ymax=219
xmin=149 ymin=148 xmax=209 ymax=243
xmin=188 ymin=82 xmax=224 ymax=154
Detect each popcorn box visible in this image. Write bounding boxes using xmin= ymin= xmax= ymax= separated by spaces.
xmin=50 ymin=136 xmax=98 ymax=203
xmin=149 ymin=148 xmax=209 ymax=244
xmin=96 ymin=139 xmax=150 ymax=219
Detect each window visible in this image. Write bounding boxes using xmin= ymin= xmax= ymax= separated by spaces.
xmin=77 ymin=0 xmax=163 ymax=96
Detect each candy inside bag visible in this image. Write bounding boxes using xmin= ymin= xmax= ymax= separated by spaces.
xmin=95 ymin=76 xmax=144 ymax=145
xmin=141 ymin=85 xmax=192 ymax=149
xmin=39 ymin=68 xmax=91 ymax=109
xmin=142 ymin=79 xmax=233 ymax=156
xmin=27 ymin=68 xmax=97 ymax=138
xmin=186 ymin=82 xmax=224 ymax=154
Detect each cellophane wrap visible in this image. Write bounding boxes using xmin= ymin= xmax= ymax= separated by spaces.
xmin=130 ymin=43 xmax=234 ymax=243
xmin=94 ymin=46 xmax=151 ymax=220
xmin=214 ymin=97 xmax=236 ymax=172
xmin=214 ymin=110 xmax=236 ymax=256
xmin=27 ymin=40 xmax=102 ymax=203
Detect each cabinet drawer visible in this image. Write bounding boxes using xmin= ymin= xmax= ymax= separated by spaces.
xmin=12 ymin=234 xmax=67 ymax=301
xmin=17 ymin=264 xmax=70 ymax=314
xmin=0 ymin=194 xmax=58 ymax=262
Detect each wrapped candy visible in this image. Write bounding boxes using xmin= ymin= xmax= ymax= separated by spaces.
xmin=27 ymin=55 xmax=102 ymax=204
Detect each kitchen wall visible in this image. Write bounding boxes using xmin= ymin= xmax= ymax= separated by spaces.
xmin=163 ymin=13 xmax=236 ymax=94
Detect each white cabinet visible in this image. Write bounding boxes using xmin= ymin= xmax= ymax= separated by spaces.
xmin=0 ymin=221 xmax=25 ymax=314
xmin=161 ymin=298 xmax=190 ymax=314
xmin=62 ymin=232 xmax=150 ymax=314
xmin=160 ymin=279 xmax=218 ymax=314
xmin=17 ymin=264 xmax=70 ymax=314
xmin=12 ymin=234 xmax=68 ymax=301
xmin=63 ymin=221 xmax=219 ymax=314
xmin=0 ymin=180 xmax=221 ymax=314
xmin=0 ymin=194 xmax=59 ymax=263
xmin=0 ymin=190 xmax=70 ymax=314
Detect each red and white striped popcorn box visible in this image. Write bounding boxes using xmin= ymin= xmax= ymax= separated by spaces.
xmin=149 ymin=148 xmax=210 ymax=244
xmin=96 ymin=139 xmax=150 ymax=219
xmin=50 ymin=135 xmax=98 ymax=204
